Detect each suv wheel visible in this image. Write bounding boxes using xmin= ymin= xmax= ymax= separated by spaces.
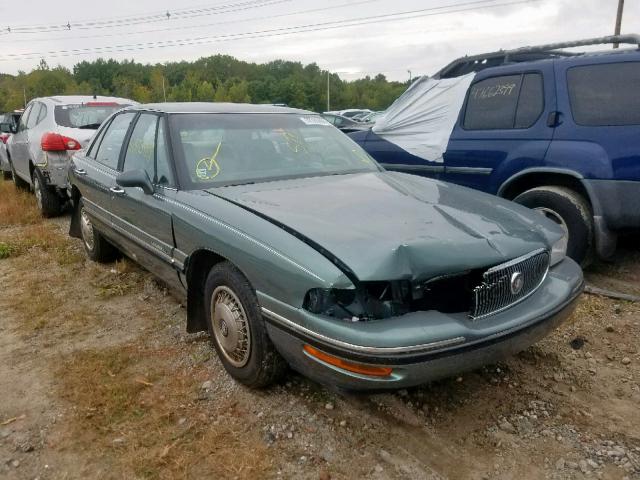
xmin=204 ymin=262 xmax=286 ymax=388
xmin=79 ymin=198 xmax=119 ymax=262
xmin=2 ymin=170 xmax=11 ymax=181
xmin=513 ymin=186 xmax=593 ymax=266
xmin=32 ymin=168 xmax=61 ymax=217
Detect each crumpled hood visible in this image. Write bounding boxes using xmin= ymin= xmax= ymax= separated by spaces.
xmin=209 ymin=172 xmax=563 ymax=282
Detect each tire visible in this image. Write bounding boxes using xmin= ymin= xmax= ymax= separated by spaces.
xmin=204 ymin=262 xmax=286 ymax=388
xmin=513 ymin=186 xmax=593 ymax=266
xmin=78 ymin=198 xmax=119 ymax=262
xmin=32 ymin=168 xmax=61 ymax=218
xmin=2 ymin=170 xmax=11 ymax=181
xmin=10 ymin=160 xmax=29 ymax=190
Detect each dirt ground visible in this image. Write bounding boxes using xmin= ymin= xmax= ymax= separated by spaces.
xmin=0 ymin=177 xmax=638 ymax=480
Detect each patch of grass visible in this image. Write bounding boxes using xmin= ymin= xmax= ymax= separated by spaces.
xmin=0 ymin=178 xmax=41 ymax=226
xmin=0 ymin=241 xmax=16 ymax=259
xmin=58 ymin=345 xmax=274 ymax=479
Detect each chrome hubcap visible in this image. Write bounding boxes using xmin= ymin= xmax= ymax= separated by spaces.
xmin=33 ymin=175 xmax=42 ymax=210
xmin=211 ymin=286 xmax=251 ymax=368
xmin=80 ymin=208 xmax=95 ymax=251
xmin=535 ymin=207 xmax=569 ymax=251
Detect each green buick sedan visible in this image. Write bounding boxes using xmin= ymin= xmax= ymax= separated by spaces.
xmin=68 ymin=103 xmax=584 ymax=390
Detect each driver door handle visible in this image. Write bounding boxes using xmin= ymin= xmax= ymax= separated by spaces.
xmin=73 ymin=168 xmax=87 ymax=176
xmin=110 ymin=186 xmax=125 ymax=195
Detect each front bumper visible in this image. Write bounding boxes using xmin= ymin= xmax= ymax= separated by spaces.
xmin=261 ymin=258 xmax=583 ymax=390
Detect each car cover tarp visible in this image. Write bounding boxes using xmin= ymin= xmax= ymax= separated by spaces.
xmin=372 ymin=73 xmax=475 ymax=163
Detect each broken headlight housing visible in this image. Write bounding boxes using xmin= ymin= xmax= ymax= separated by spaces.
xmin=550 ymin=232 xmax=568 ymax=267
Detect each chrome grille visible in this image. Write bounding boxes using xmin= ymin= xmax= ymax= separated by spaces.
xmin=470 ymin=249 xmax=550 ymax=319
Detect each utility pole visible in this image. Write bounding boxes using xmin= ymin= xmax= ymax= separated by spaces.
xmin=23 ymin=87 xmax=26 ymax=108
xmin=614 ymin=0 xmax=624 ymax=48
xmin=326 ymin=71 xmax=330 ymax=112
xmin=407 ymin=70 xmax=412 ymax=84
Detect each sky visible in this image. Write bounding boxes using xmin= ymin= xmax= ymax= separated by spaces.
xmin=0 ymin=0 xmax=636 ymax=81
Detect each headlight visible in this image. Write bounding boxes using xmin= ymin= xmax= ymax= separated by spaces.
xmin=550 ymin=232 xmax=568 ymax=266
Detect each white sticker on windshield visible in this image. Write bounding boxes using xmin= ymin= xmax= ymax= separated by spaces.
xmin=300 ymin=115 xmax=332 ymax=126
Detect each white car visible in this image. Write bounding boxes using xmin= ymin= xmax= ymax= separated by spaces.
xmin=0 ymin=111 xmax=22 ymax=180
xmin=3 ymin=96 xmax=136 ymax=216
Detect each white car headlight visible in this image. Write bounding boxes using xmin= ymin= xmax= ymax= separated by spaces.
xmin=550 ymin=232 xmax=568 ymax=266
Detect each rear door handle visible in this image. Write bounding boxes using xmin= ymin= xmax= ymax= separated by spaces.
xmin=110 ymin=186 xmax=125 ymax=195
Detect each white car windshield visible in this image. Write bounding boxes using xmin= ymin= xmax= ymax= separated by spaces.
xmin=170 ymin=113 xmax=381 ymax=189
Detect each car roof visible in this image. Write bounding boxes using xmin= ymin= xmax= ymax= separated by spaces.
xmin=30 ymin=95 xmax=136 ymax=105
xmin=130 ymin=102 xmax=314 ymax=115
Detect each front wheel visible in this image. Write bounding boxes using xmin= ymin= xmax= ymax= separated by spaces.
xmin=204 ymin=262 xmax=286 ymax=388
xmin=513 ymin=186 xmax=593 ymax=266
xmin=2 ymin=170 xmax=11 ymax=181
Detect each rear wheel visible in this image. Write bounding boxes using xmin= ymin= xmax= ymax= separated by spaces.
xmin=2 ymin=170 xmax=11 ymax=181
xmin=32 ymin=168 xmax=61 ymax=217
xmin=204 ymin=262 xmax=286 ymax=388
xmin=79 ymin=198 xmax=119 ymax=262
xmin=513 ymin=186 xmax=593 ymax=266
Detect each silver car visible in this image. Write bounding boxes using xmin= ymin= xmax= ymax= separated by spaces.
xmin=0 ymin=111 xmax=22 ymax=180
xmin=3 ymin=96 xmax=135 ymax=216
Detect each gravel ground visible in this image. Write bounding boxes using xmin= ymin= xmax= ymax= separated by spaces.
xmin=0 ymin=181 xmax=638 ymax=479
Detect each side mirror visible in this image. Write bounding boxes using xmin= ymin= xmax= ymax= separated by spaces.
xmin=116 ymin=169 xmax=154 ymax=195
xmin=0 ymin=123 xmax=14 ymax=134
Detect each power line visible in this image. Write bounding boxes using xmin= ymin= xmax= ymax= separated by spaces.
xmin=0 ymin=0 xmax=385 ymax=44
xmin=0 ymin=0 xmax=542 ymax=62
xmin=2 ymin=0 xmax=287 ymax=34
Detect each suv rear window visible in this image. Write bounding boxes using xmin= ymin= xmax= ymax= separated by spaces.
xmin=54 ymin=103 xmax=128 ymax=129
xmin=567 ymin=62 xmax=640 ymax=126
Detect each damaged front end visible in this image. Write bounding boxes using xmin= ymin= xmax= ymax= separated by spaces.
xmin=303 ymin=248 xmax=551 ymax=322
xmin=303 ymin=269 xmax=485 ymax=321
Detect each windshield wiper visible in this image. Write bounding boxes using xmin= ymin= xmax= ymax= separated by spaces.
xmin=77 ymin=122 xmax=103 ymax=129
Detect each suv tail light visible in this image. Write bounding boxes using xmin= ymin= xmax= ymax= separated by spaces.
xmin=0 ymin=133 xmax=9 ymax=144
xmin=41 ymin=132 xmax=81 ymax=152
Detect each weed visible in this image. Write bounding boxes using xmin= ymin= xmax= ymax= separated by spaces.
xmin=0 ymin=241 xmax=15 ymax=259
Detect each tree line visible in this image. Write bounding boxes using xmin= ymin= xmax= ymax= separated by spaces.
xmin=0 ymin=56 xmax=409 ymax=113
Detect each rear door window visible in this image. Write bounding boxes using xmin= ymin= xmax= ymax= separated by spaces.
xmin=514 ymin=74 xmax=544 ymax=128
xmin=93 ymin=112 xmax=136 ymax=170
xmin=464 ymin=73 xmax=544 ymax=130
xmin=26 ymin=103 xmax=41 ymax=129
xmin=464 ymin=75 xmax=522 ymax=129
xmin=567 ymin=62 xmax=640 ymax=126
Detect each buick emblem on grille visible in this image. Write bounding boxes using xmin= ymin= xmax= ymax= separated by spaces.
xmin=510 ymin=272 xmax=525 ymax=295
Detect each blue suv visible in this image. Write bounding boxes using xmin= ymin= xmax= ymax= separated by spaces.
xmin=350 ymin=35 xmax=640 ymax=265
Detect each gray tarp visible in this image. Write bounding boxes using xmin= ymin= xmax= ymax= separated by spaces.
xmin=372 ymin=73 xmax=475 ymax=163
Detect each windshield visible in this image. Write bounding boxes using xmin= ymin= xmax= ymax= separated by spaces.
xmin=169 ymin=113 xmax=381 ymax=189
xmin=54 ymin=103 xmax=128 ymax=129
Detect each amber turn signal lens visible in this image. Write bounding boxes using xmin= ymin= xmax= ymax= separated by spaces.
xmin=303 ymin=345 xmax=393 ymax=377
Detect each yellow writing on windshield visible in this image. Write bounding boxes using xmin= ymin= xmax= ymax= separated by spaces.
xmin=195 ymin=142 xmax=222 ymax=180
